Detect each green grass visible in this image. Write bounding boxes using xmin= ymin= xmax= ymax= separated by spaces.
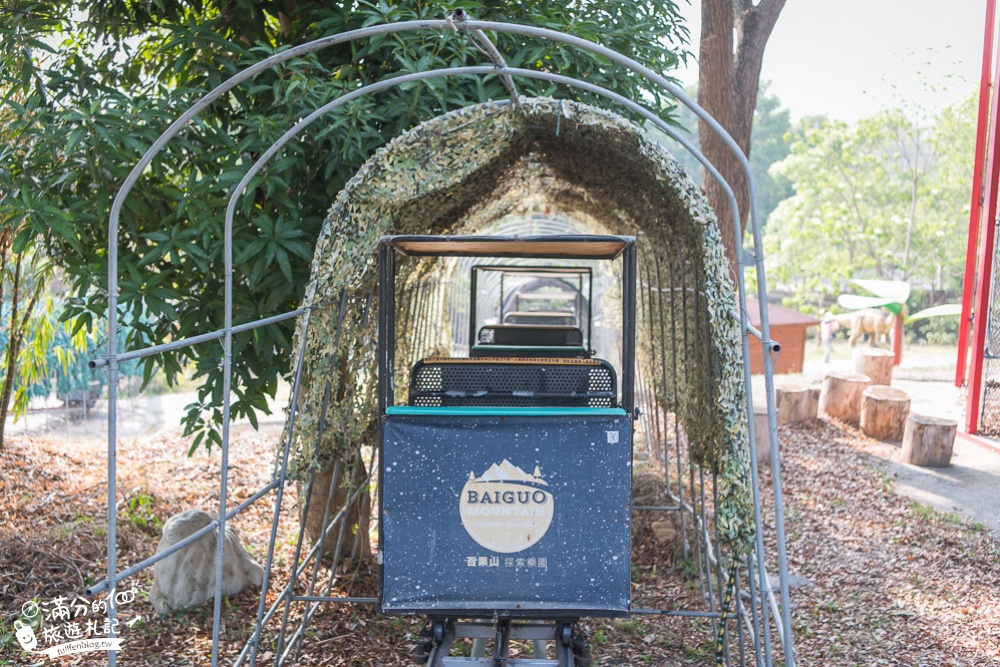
xmin=906 ymin=500 xmax=966 ymax=526
xmin=124 ymin=492 xmax=162 ymax=534
xmin=871 ymin=467 xmax=895 ymax=491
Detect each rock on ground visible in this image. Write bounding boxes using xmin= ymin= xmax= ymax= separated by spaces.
xmin=149 ymin=509 xmax=263 ymax=615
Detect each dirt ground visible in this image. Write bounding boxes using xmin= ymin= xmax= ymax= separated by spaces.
xmin=2 ymin=348 xmax=999 ymax=666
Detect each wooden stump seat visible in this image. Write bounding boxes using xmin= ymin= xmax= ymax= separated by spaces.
xmin=901 ymin=414 xmax=957 ymax=467
xmin=775 ymin=383 xmax=818 ymax=424
xmin=859 ymin=385 xmax=910 ymax=441
xmin=852 ymin=347 xmax=895 ymax=386
xmin=818 ymin=372 xmax=871 ymax=424
xmin=808 ymin=382 xmax=822 ymax=411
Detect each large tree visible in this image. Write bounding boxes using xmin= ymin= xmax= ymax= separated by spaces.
xmin=1 ymin=0 xmax=691 ymax=448
xmin=763 ymin=99 xmax=975 ymax=297
xmin=698 ymin=0 xmax=786 ymax=273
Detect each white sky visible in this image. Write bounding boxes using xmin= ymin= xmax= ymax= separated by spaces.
xmin=675 ymin=0 xmax=989 ymax=121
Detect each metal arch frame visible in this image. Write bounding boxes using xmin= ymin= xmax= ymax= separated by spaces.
xmin=92 ymin=18 xmax=792 ymax=667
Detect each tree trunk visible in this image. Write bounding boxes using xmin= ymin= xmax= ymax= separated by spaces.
xmin=0 ymin=255 xmax=23 ymax=450
xmin=300 ymin=454 xmax=372 ymax=565
xmin=699 ymin=0 xmax=786 ymax=274
xmin=0 ymin=336 xmax=20 ymax=449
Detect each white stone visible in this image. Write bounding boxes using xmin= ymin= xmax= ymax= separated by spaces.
xmin=650 ymin=519 xmax=677 ymax=545
xmin=768 ymin=572 xmax=815 ymax=590
xmin=149 ymin=509 xmax=263 ymax=615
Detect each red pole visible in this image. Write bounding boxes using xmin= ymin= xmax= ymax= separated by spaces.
xmin=957 ymin=0 xmax=997 ymax=387
xmin=966 ymin=49 xmax=1000 ymax=434
xmin=893 ymin=314 xmax=903 ymax=366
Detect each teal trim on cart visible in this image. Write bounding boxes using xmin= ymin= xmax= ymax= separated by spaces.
xmin=385 ymin=406 xmax=628 ymax=417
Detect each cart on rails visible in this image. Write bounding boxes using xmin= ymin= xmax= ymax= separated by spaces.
xmin=378 ymin=234 xmax=637 ymax=666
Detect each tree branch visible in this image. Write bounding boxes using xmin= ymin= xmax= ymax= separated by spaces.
xmin=14 ymin=285 xmax=42 ymax=353
xmin=734 ymin=0 xmax=786 ymax=98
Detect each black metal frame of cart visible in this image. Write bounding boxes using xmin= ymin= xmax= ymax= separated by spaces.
xmin=377 ymin=235 xmax=637 ymax=663
xmin=468 ymin=265 xmax=594 ymax=357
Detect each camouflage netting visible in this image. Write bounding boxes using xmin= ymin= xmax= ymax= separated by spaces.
xmin=280 ymin=97 xmax=754 ymax=551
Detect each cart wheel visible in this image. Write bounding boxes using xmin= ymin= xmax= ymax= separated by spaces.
xmin=426 ymin=619 xmax=454 ymax=667
xmin=572 ymin=625 xmax=592 ymax=667
xmin=410 ymin=623 xmax=433 ymax=664
xmin=555 ymin=622 xmax=575 ymax=667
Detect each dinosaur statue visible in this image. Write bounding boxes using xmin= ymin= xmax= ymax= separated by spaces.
xmin=834 ymin=308 xmax=897 ymax=348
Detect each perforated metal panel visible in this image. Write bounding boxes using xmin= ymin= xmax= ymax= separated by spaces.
xmin=409 ymin=358 xmax=617 ymax=407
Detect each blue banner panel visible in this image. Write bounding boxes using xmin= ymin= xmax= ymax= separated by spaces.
xmin=380 ymin=412 xmax=631 ymax=617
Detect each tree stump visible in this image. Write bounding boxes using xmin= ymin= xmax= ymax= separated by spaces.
xmin=859 ymin=385 xmax=910 ymax=441
xmin=852 ymin=347 xmax=894 ymax=386
xmin=808 ymin=382 xmax=822 ymax=409
xmin=752 ymin=405 xmax=772 ymax=468
xmin=818 ymin=372 xmax=871 ymax=424
xmin=901 ymin=414 xmax=957 ymax=467
xmin=775 ymin=383 xmax=817 ymax=424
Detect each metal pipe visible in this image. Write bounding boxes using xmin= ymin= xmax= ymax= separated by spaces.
xmin=105 ymin=354 xmax=118 ymax=667
xmin=269 ymin=424 xmax=376 ymax=661
xmin=741 ymin=296 xmax=775 ymax=664
xmin=734 ymin=567 xmax=748 ymax=667
xmin=658 ymin=252 xmax=688 ymax=560
xmin=449 ymin=10 xmax=520 ymax=109
xmin=89 ymin=308 xmax=305 ymax=368
xmin=275 ymin=289 xmax=347 ymax=665
xmin=109 ymin=20 xmax=760 ymax=274
xmin=744 ymin=553 xmax=764 ymax=666
xmin=728 ymin=306 xmax=779 ymax=351
xmin=249 ymin=294 xmax=317 ymax=667
xmin=956 ymin=0 xmax=997 ymax=387
xmin=323 ymin=445 xmax=376 ymax=616
xmin=297 ymin=292 xmax=350 ymax=634
xmin=622 ymin=243 xmax=637 ymax=415
xmin=631 ymin=609 xmax=723 ymax=618
xmin=966 ymin=63 xmax=1000 ymax=433
xmin=208 ymin=91 xmax=242 ymax=663
xmin=288 ymin=459 xmax=348 ymax=664
xmin=274 ymin=464 xmax=319 ymax=661
xmin=636 ymin=260 xmax=669 ymax=464
xmin=293 ymin=449 xmax=373 ymax=660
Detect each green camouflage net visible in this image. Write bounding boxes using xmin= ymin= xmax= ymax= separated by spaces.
xmin=281 ymin=97 xmax=754 ymax=552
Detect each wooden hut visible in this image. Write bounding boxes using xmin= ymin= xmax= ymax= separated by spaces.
xmin=746 ymin=296 xmax=820 ymax=374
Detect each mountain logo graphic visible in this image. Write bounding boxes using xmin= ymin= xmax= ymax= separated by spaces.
xmin=459 ymin=459 xmax=554 ymax=553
